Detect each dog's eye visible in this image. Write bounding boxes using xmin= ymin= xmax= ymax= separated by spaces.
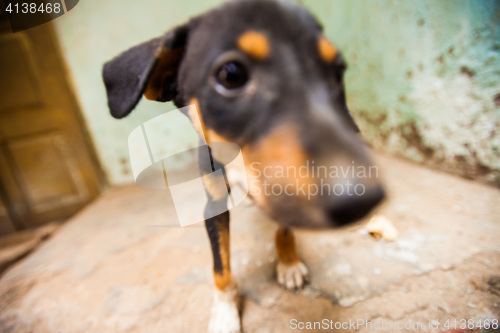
xmin=215 ymin=61 xmax=248 ymax=89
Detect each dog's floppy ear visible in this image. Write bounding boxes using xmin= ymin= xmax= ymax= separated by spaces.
xmin=103 ymin=24 xmax=189 ymax=119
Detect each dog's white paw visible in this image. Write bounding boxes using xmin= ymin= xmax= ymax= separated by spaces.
xmin=277 ymin=261 xmax=309 ymax=291
xmin=208 ymin=284 xmax=241 ymax=333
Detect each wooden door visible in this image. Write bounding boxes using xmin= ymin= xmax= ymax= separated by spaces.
xmin=0 ymin=15 xmax=102 ymax=232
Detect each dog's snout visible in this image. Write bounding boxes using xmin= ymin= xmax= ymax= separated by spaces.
xmin=328 ymin=185 xmax=385 ymax=226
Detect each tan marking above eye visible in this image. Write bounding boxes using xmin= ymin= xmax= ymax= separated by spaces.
xmin=237 ymin=30 xmax=270 ymax=60
xmin=318 ymin=36 xmax=337 ymax=63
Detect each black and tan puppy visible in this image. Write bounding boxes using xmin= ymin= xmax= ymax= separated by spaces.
xmin=103 ymin=1 xmax=384 ymax=332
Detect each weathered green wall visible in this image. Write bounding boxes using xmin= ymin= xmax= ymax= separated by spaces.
xmin=306 ymin=0 xmax=500 ymax=185
xmin=54 ymin=0 xmax=224 ymax=184
xmin=54 ymin=0 xmax=500 ymax=185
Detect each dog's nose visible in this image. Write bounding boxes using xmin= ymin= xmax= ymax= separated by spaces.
xmin=328 ymin=185 xmax=385 ymax=226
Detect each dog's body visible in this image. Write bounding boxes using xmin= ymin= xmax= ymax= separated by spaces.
xmin=103 ymin=1 xmax=384 ymax=332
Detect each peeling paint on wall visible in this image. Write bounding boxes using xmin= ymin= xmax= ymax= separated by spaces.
xmin=306 ymin=0 xmax=500 ymax=185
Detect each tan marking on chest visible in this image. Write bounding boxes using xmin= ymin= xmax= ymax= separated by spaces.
xmin=202 ymin=172 xmax=228 ymax=201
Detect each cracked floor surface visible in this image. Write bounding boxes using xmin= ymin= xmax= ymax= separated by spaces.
xmin=0 ymin=152 xmax=499 ymax=333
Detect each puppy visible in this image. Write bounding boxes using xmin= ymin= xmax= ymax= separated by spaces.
xmin=103 ymin=1 xmax=384 ymax=332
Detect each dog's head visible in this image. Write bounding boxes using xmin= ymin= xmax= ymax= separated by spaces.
xmin=103 ymin=0 xmax=384 ymax=229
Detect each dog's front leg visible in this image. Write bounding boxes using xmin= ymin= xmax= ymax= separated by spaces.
xmin=275 ymin=226 xmax=309 ymax=291
xmin=205 ymin=207 xmax=240 ymax=333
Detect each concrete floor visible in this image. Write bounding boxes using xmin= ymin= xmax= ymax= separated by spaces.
xmin=0 ymin=153 xmax=499 ymax=333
